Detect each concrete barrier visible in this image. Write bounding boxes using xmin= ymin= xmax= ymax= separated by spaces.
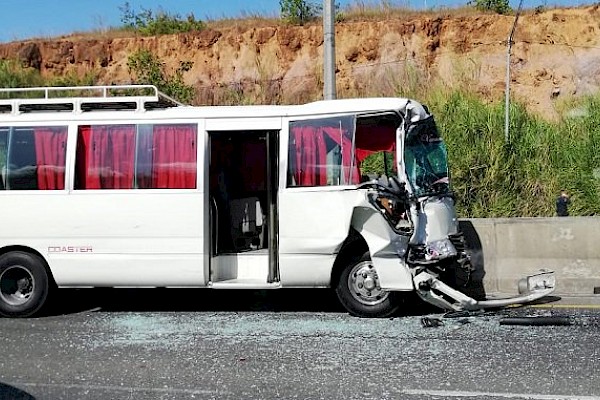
xmin=459 ymin=217 xmax=600 ymax=296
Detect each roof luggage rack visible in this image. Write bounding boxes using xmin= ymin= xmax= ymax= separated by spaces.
xmin=0 ymin=84 xmax=184 ymax=115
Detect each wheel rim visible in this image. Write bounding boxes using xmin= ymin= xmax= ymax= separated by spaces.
xmin=347 ymin=260 xmax=389 ymax=306
xmin=0 ymin=265 xmax=35 ymax=306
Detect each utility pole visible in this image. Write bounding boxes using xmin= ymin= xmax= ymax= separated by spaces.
xmin=323 ymin=0 xmax=336 ymax=100
xmin=505 ymin=0 xmax=524 ymax=142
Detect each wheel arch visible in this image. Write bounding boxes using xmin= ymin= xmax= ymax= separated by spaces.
xmin=330 ymin=228 xmax=369 ymax=289
xmin=0 ymin=246 xmax=56 ymax=287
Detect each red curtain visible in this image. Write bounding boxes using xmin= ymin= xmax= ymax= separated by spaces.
xmin=77 ymin=124 xmax=196 ymax=190
xmin=291 ymin=126 xmax=327 ymax=186
xmin=152 ymin=124 xmax=197 ymax=189
xmin=321 ymin=126 xmax=360 ymax=185
xmin=76 ymin=125 xmax=136 ymax=189
xmin=34 ymin=127 xmax=68 ymax=190
xmin=109 ymin=125 xmax=136 ymax=188
xmin=291 ymin=125 xmax=360 ymax=186
xmin=354 ymin=126 xmax=396 ymax=163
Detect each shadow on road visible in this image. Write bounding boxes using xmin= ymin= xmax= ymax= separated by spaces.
xmin=45 ymin=288 xmax=432 ymax=317
xmin=0 ymin=382 xmax=36 ymax=400
xmin=49 ymin=288 xmax=347 ymax=315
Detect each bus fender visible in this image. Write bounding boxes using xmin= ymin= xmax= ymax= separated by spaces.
xmin=350 ymin=205 xmax=413 ymax=291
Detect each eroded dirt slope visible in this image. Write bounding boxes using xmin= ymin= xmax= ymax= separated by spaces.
xmin=0 ymin=6 xmax=599 ymax=119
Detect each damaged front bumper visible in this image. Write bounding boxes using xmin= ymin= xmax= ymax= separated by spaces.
xmin=414 ymin=269 xmax=556 ymax=311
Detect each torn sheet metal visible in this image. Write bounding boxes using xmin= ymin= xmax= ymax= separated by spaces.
xmin=414 ymin=269 xmax=556 ymax=312
xmin=351 ymin=202 xmax=414 ymax=291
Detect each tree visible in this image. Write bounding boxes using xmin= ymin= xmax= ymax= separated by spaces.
xmin=468 ymin=0 xmax=511 ymax=14
xmin=279 ymin=0 xmax=321 ymax=25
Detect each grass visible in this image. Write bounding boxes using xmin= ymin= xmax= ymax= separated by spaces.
xmin=430 ymin=90 xmax=600 ymax=217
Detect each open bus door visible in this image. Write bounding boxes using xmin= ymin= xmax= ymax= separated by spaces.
xmin=207 ymin=129 xmax=279 ymax=288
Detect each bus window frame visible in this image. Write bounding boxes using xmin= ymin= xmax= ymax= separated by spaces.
xmin=68 ymin=119 xmax=204 ymax=193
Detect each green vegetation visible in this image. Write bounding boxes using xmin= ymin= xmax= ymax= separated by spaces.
xmin=468 ymin=0 xmax=511 ymax=14
xmin=431 ymin=91 xmax=600 ymax=217
xmin=0 ymin=60 xmax=98 ymax=99
xmin=126 ymin=49 xmax=195 ymax=104
xmin=279 ymin=0 xmax=321 ymax=25
xmin=119 ymin=2 xmax=205 ymax=36
xmin=49 ymin=71 xmax=98 ymax=87
xmin=360 ymin=151 xmax=396 ymax=182
xmin=357 ymin=91 xmax=600 ymax=217
xmin=0 ymin=60 xmax=43 ymax=90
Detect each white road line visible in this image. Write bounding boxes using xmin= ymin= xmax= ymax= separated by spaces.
xmin=402 ymin=389 xmax=600 ymax=399
xmin=13 ymin=382 xmax=230 ymax=396
xmin=12 ymin=383 xmax=600 ymax=399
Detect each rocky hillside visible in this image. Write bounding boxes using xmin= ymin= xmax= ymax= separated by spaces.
xmin=0 ymin=5 xmax=599 ymax=120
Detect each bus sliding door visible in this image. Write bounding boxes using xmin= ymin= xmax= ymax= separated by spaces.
xmin=207 ymin=129 xmax=279 ymax=288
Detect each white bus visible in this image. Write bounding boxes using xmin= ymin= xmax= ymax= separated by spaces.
xmin=0 ymin=85 xmax=554 ymax=318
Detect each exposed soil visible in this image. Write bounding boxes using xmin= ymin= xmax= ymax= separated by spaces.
xmin=1 ymin=5 xmax=599 ymax=120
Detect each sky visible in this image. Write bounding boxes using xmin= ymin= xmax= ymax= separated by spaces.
xmin=0 ymin=0 xmax=591 ymax=43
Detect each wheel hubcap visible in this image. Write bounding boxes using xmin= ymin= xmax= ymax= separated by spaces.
xmin=348 ymin=261 xmax=389 ymax=306
xmin=0 ymin=266 xmax=34 ymax=306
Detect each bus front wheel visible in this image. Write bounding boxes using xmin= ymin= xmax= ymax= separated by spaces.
xmin=335 ymin=251 xmax=402 ymax=318
xmin=0 ymin=252 xmax=50 ymax=318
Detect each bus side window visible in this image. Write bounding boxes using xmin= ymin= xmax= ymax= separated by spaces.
xmin=75 ymin=123 xmax=197 ymax=190
xmin=8 ymin=129 xmax=38 ymax=190
xmin=287 ymin=116 xmax=358 ymax=187
xmin=0 ymin=126 xmax=67 ymax=191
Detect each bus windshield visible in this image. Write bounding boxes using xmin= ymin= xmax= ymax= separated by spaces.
xmin=403 ymin=116 xmax=450 ymax=197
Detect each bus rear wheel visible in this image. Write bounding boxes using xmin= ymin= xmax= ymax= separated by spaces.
xmin=335 ymin=251 xmax=402 ymax=318
xmin=0 ymin=252 xmax=50 ymax=318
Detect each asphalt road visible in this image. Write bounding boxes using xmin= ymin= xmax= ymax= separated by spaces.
xmin=1 ymin=289 xmax=599 ymax=400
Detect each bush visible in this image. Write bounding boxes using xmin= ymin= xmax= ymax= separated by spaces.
xmin=0 ymin=60 xmax=99 ymax=102
xmin=0 ymin=60 xmax=44 ymax=92
xmin=48 ymin=72 xmax=98 ymax=87
xmin=279 ymin=0 xmax=321 ymax=25
xmin=127 ymin=49 xmax=195 ymax=104
xmin=468 ymin=0 xmax=511 ymax=14
xmin=119 ymin=2 xmax=205 ymax=36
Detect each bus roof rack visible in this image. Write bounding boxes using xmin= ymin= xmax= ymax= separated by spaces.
xmin=0 ymin=84 xmax=184 ymax=115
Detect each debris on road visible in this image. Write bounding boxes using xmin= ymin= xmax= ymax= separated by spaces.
xmin=499 ymin=316 xmax=573 ymax=326
xmin=421 ymin=316 xmax=444 ymax=328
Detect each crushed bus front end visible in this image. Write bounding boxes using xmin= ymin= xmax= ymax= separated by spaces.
xmin=351 ymin=100 xmax=556 ymax=314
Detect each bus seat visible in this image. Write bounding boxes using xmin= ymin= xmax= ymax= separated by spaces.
xmin=229 ymin=197 xmax=264 ymax=252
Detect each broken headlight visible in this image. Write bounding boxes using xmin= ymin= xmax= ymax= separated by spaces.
xmin=425 ymin=238 xmax=458 ymax=260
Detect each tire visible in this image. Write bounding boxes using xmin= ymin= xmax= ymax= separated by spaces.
xmin=335 ymin=251 xmax=402 ymax=318
xmin=0 ymin=252 xmax=50 ymax=318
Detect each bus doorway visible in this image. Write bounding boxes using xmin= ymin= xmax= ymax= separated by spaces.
xmin=208 ymin=130 xmax=279 ymax=288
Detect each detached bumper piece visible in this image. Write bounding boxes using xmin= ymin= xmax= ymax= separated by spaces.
xmin=414 ymin=269 xmax=556 ymax=311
